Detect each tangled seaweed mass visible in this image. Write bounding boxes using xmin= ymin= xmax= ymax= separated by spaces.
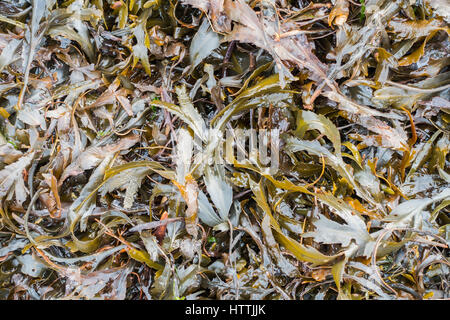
xmin=0 ymin=0 xmax=449 ymax=300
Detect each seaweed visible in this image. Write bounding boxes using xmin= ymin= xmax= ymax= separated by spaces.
xmin=0 ymin=0 xmax=448 ymax=300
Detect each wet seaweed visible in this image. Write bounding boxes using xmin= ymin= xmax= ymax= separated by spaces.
xmin=0 ymin=0 xmax=448 ymax=300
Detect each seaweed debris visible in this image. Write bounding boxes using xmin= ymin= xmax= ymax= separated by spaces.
xmin=0 ymin=0 xmax=449 ymax=300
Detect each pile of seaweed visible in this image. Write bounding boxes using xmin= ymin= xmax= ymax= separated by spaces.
xmin=0 ymin=0 xmax=448 ymax=300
